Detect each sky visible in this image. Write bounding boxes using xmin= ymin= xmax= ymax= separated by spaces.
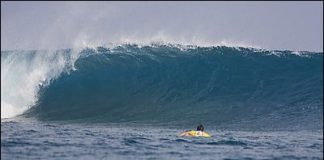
xmin=1 ymin=1 xmax=323 ymax=51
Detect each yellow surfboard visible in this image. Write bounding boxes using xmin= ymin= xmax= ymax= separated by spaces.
xmin=179 ymin=130 xmax=211 ymax=137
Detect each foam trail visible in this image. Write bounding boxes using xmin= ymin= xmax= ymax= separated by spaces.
xmin=1 ymin=49 xmax=80 ymax=118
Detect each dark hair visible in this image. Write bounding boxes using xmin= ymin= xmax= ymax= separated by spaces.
xmin=197 ymin=124 xmax=204 ymax=131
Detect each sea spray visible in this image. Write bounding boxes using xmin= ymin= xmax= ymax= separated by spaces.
xmin=1 ymin=49 xmax=80 ymax=118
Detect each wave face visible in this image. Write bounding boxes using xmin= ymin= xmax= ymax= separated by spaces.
xmin=2 ymin=44 xmax=323 ymax=130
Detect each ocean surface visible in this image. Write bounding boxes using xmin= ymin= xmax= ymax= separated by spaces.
xmin=1 ymin=44 xmax=323 ymax=159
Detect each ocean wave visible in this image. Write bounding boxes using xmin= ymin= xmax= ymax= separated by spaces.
xmin=1 ymin=44 xmax=323 ymax=130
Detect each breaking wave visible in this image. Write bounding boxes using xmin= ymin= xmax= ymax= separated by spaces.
xmin=1 ymin=44 xmax=323 ymax=130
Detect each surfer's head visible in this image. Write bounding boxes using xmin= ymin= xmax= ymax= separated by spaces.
xmin=197 ymin=124 xmax=204 ymax=131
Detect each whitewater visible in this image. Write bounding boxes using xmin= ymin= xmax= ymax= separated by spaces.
xmin=1 ymin=44 xmax=323 ymax=159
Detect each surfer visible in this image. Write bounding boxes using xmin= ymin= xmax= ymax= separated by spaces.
xmin=179 ymin=124 xmax=211 ymax=137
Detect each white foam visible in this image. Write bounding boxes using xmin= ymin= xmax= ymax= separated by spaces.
xmin=1 ymin=49 xmax=80 ymax=119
